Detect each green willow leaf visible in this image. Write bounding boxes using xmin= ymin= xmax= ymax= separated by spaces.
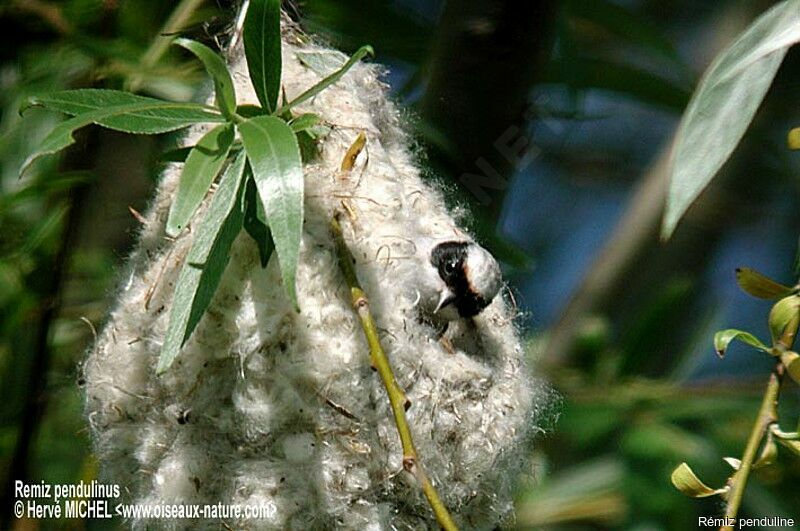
xmin=157 ymin=152 xmax=247 ymax=375
xmin=713 ymin=329 xmax=769 ymax=358
xmin=288 ymin=113 xmax=322 ymax=134
xmin=238 ymin=115 xmax=303 ymax=307
xmin=21 ymin=101 xmax=224 ymax=174
xmin=174 ymin=38 xmax=238 ymax=120
xmin=242 ymin=174 xmax=275 ymax=268
xmin=24 ymin=89 xmax=224 ymax=134
xmin=166 ymin=124 xmax=235 ymax=237
xmin=243 ymin=0 xmax=281 ymax=113
xmin=297 ymin=51 xmax=346 ymax=76
xmin=662 ymin=0 xmax=800 ymax=239
xmin=735 ymin=267 xmax=796 ymax=299
xmin=278 ymin=45 xmax=374 ymax=115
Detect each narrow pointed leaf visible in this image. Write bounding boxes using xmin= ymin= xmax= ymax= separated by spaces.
xmin=24 ymin=89 xmax=224 ymax=133
xmin=242 ymin=174 xmax=275 ymax=268
xmin=239 ymin=115 xmax=303 ymax=307
xmin=713 ymin=329 xmax=769 ymax=358
xmin=662 ymin=0 xmax=800 ymax=239
xmin=21 ymin=101 xmax=223 ymax=174
xmin=243 ymin=0 xmax=281 ymax=113
xmin=670 ymin=463 xmax=727 ymax=498
xmin=157 ymin=152 xmax=247 ymax=374
xmin=288 ymin=113 xmax=322 ymax=134
xmin=768 ymin=294 xmax=800 ymax=345
xmin=278 ymin=45 xmax=374 ymax=114
xmin=735 ymin=267 xmax=795 ymax=299
xmin=174 ymin=38 xmax=238 ymax=120
xmin=297 ymin=50 xmax=346 ymax=76
xmin=166 ymin=124 xmax=235 ymax=236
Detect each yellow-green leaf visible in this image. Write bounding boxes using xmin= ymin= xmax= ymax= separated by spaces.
xmin=768 ymin=294 xmax=800 ymax=345
xmin=735 ymin=267 xmax=795 ymax=299
xmin=713 ymin=329 xmax=769 ymax=358
xmin=670 ymin=463 xmax=727 ymax=498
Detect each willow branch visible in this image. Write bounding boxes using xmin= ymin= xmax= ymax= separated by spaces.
xmin=330 ymin=213 xmax=458 ymax=531
xmin=720 ymin=313 xmax=799 ymax=531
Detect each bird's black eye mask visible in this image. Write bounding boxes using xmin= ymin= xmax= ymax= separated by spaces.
xmin=431 ymin=241 xmax=469 ymax=284
xmin=430 ymin=241 xmax=490 ymax=317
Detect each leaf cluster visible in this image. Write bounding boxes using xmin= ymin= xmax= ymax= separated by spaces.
xmin=19 ymin=0 xmax=373 ymax=374
xmin=672 ymin=267 xmax=800 ymax=500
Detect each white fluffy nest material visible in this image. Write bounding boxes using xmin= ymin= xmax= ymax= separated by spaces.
xmin=84 ymin=19 xmax=546 ymax=531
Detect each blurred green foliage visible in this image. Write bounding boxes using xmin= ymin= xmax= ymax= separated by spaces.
xmin=1 ymin=1 xmax=799 ymax=530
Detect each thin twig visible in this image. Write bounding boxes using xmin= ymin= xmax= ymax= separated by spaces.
xmin=720 ymin=313 xmax=798 ymax=531
xmin=330 ymin=213 xmax=458 ymax=531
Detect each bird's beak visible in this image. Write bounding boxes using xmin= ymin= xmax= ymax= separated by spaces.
xmin=434 ymin=288 xmax=456 ymax=314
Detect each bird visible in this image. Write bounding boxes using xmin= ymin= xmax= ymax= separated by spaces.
xmin=417 ymin=239 xmax=503 ymax=325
